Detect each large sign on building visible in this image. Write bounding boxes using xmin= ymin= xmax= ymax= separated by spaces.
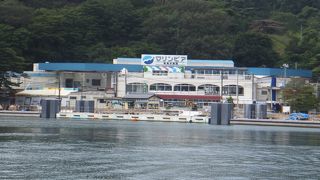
xmin=141 ymin=54 xmax=188 ymax=66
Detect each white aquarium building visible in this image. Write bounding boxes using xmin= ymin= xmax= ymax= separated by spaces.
xmin=13 ymin=54 xmax=312 ymax=110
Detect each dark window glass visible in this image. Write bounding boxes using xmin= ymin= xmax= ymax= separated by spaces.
xmin=92 ymin=79 xmax=101 ymax=86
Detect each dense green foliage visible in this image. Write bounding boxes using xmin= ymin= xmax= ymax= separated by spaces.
xmin=283 ymin=79 xmax=319 ymax=112
xmin=0 ymin=0 xmax=319 ymax=79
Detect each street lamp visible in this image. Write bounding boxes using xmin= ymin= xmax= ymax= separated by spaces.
xmin=282 ymin=64 xmax=289 ymax=86
xmin=282 ymin=64 xmax=289 ymax=105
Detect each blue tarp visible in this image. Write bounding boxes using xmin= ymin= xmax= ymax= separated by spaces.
xmin=287 ymin=113 xmax=309 ymax=120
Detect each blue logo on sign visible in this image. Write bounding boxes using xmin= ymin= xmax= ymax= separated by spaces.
xmin=143 ymin=55 xmax=154 ymax=65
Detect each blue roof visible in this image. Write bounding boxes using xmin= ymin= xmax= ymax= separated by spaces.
xmin=247 ymin=68 xmax=312 ymax=78
xmin=38 ymin=63 xmax=143 ymax=72
xmin=37 ymin=63 xmax=312 ymax=78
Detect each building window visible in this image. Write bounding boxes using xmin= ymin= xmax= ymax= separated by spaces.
xmin=99 ymin=99 xmax=106 ymax=103
xmin=212 ymin=70 xmax=220 ymax=74
xmin=150 ymin=83 xmax=172 ymax=91
xmin=198 ymin=84 xmax=220 ymax=95
xmin=174 ymin=84 xmax=196 ymax=91
xmin=205 ymin=70 xmax=212 ymax=74
xmin=70 ymin=96 xmax=77 ymax=100
xmin=245 ymin=76 xmax=252 ymax=80
xmin=152 ymin=70 xmax=168 ymax=76
xmin=74 ymin=81 xmax=81 ymax=88
xmin=222 ymin=85 xmax=244 ymax=96
xmin=127 ymin=83 xmax=147 ymax=93
xmin=92 ymin=79 xmax=101 ymax=86
xmin=197 ymin=70 xmax=205 ymax=74
xmin=65 ymin=79 xmax=73 ymax=88
xmin=261 ymin=90 xmax=268 ymax=95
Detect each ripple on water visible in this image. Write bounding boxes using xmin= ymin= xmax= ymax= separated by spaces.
xmin=0 ymin=117 xmax=320 ymax=179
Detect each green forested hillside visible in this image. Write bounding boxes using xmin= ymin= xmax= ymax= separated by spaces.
xmin=0 ymin=0 xmax=319 ymax=79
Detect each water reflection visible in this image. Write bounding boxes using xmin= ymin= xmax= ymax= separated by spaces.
xmin=0 ymin=117 xmax=319 ymax=179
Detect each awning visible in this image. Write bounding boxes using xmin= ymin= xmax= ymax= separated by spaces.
xmin=156 ymin=94 xmax=221 ymax=101
xmin=144 ymin=66 xmax=183 ymax=73
xmin=16 ymin=88 xmax=78 ymax=97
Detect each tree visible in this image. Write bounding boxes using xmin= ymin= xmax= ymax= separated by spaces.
xmin=0 ymin=23 xmax=29 ymax=96
xmin=0 ymin=0 xmax=319 ymax=75
xmin=142 ymin=0 xmax=237 ymax=58
xmin=27 ymin=0 xmax=139 ymax=62
xmin=233 ymin=32 xmax=280 ymax=67
xmin=20 ymin=0 xmax=85 ymax=8
xmin=309 ymin=54 xmax=320 ymax=80
xmin=0 ymin=48 xmax=26 ymax=99
xmin=226 ymin=96 xmax=234 ymax=104
xmin=0 ymin=0 xmax=33 ymax=27
xmin=282 ymin=79 xmax=319 ymax=112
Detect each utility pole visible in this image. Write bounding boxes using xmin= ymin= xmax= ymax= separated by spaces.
xmin=282 ymin=64 xmax=289 ymax=105
xmin=283 ymin=64 xmax=289 ymax=86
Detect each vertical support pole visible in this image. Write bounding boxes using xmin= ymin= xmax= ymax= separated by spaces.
xmin=252 ymin=74 xmax=255 ymax=103
xmin=125 ymin=72 xmax=127 ymax=95
xmin=105 ymin=73 xmax=108 ymax=91
xmin=236 ymin=68 xmax=239 ymax=107
xmin=114 ymin=72 xmax=118 ymax=97
xmin=58 ymin=71 xmax=61 ymax=100
xmin=220 ymin=69 xmax=223 ymax=101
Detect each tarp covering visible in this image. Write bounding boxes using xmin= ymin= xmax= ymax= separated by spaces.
xmin=287 ymin=113 xmax=309 ymax=120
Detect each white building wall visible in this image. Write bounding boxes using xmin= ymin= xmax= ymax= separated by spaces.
xmin=16 ymin=72 xmax=58 ymax=90
xmin=120 ymin=72 xmax=255 ymax=104
xmin=23 ymin=64 xmax=305 ymax=106
xmin=117 ymin=75 xmax=126 ymax=97
xmin=20 ymin=71 xmax=116 ymax=92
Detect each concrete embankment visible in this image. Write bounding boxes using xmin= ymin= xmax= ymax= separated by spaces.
xmin=0 ymin=111 xmax=40 ymax=117
xmin=2 ymin=111 xmax=320 ymax=128
xmin=231 ymin=118 xmax=320 ymax=128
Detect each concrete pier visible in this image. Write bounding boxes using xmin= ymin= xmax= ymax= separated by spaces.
xmin=231 ymin=118 xmax=320 ymax=128
xmin=0 ymin=111 xmax=40 ymax=117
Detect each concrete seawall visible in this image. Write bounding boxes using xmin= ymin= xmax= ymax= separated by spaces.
xmin=231 ymin=119 xmax=320 ymax=128
xmin=0 ymin=111 xmax=40 ymax=117
xmin=2 ymin=110 xmax=320 ymax=128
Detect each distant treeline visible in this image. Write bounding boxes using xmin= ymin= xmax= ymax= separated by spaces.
xmin=0 ymin=0 xmax=319 ymax=79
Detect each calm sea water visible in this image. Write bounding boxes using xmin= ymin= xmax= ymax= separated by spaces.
xmin=0 ymin=117 xmax=320 ymax=179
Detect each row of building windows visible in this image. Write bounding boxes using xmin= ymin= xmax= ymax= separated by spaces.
xmin=126 ymin=83 xmax=244 ymax=95
xmin=150 ymin=69 xmax=248 ymax=75
xmin=192 ymin=69 xmax=248 ymax=75
xmin=65 ymin=78 xmax=102 ymax=88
